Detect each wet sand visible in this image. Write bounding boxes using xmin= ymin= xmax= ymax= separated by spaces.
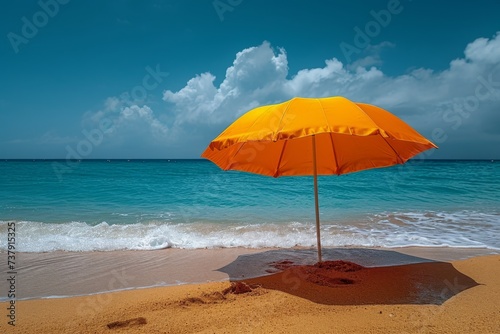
xmin=0 ymin=246 xmax=496 ymax=300
xmin=0 ymin=247 xmax=494 ymax=301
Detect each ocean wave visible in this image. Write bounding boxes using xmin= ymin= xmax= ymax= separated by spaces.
xmin=0 ymin=210 xmax=499 ymax=252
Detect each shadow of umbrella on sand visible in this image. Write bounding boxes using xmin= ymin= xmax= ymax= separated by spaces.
xmin=216 ymin=249 xmax=479 ymax=305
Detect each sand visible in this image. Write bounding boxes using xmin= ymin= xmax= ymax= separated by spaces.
xmin=1 ymin=251 xmax=499 ymax=333
xmin=1 ymin=247 xmax=496 ymax=300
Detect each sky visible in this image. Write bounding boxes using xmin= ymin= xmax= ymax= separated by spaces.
xmin=1 ymin=0 xmax=500 ymax=159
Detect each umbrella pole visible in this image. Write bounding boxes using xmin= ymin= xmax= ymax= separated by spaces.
xmin=312 ymin=135 xmax=322 ymax=263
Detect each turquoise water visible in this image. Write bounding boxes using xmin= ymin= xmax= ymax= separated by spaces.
xmin=0 ymin=159 xmax=499 ymax=251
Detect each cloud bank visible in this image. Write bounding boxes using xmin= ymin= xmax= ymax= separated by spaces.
xmin=87 ymin=33 xmax=500 ymax=158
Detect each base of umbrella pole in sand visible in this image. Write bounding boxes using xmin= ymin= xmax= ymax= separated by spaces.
xmin=312 ymin=135 xmax=322 ymax=263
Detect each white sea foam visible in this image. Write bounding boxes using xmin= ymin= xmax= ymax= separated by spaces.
xmin=0 ymin=210 xmax=499 ymax=252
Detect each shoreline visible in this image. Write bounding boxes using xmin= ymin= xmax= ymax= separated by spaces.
xmin=1 ymin=252 xmax=499 ymax=333
xmin=0 ymin=246 xmax=497 ymax=301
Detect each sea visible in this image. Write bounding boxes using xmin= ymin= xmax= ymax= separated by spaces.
xmin=1 ymin=159 xmax=499 ymax=252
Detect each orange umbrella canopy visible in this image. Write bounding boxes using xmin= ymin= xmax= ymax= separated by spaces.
xmin=202 ymin=96 xmax=437 ymax=177
xmin=202 ymin=96 xmax=437 ymax=262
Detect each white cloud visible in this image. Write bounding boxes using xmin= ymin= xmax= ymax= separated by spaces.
xmin=82 ymin=96 xmax=171 ymax=153
xmin=118 ymin=105 xmax=168 ymax=137
xmin=163 ymin=41 xmax=290 ymax=127
xmin=104 ymin=97 xmax=120 ymax=111
xmin=82 ymin=33 xmax=500 ymax=158
xmin=161 ymin=34 xmax=500 ymax=158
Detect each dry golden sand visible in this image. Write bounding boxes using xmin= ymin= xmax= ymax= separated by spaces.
xmin=1 ymin=255 xmax=499 ymax=334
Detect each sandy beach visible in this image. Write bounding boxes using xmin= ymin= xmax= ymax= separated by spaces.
xmin=1 ymin=248 xmax=499 ymax=333
xmin=3 ymin=0 xmax=500 ymax=331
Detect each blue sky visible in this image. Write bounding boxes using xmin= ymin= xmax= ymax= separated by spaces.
xmin=1 ymin=0 xmax=500 ymax=159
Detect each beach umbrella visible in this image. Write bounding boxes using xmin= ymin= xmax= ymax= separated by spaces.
xmin=201 ymin=96 xmax=437 ymax=262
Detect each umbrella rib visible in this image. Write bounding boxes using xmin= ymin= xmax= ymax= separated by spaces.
xmin=243 ymin=105 xmax=276 ymax=143
xmin=318 ymin=98 xmax=340 ymax=174
xmin=328 ymin=132 xmax=341 ymax=175
xmin=380 ymin=135 xmax=406 ymax=164
xmin=352 ymin=103 xmax=384 ymax=136
xmin=226 ymin=142 xmax=250 ymax=170
xmin=274 ymin=99 xmax=294 ymax=141
xmin=317 ymin=98 xmax=333 ymax=132
xmin=352 ymin=103 xmax=406 ymax=164
xmin=273 ymin=140 xmax=288 ymax=177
